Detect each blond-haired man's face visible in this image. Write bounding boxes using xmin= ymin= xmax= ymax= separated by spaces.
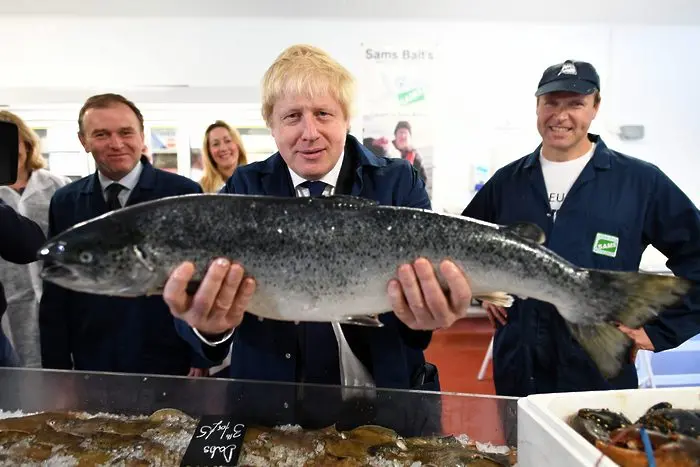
xmin=269 ymin=93 xmax=349 ymax=181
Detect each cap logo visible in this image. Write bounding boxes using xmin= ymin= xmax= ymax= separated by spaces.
xmin=558 ymin=63 xmax=577 ymax=76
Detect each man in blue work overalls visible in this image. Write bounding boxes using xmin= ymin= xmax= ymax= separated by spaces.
xmin=463 ymin=59 xmax=700 ymax=396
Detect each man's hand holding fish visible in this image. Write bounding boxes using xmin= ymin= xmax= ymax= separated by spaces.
xmin=388 ymin=257 xmax=473 ymax=330
xmin=163 ymin=259 xmax=255 ymax=336
xmin=163 ymin=256 xmax=472 ymax=337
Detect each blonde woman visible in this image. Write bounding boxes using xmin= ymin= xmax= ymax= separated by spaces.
xmin=0 ymin=110 xmax=71 ymax=367
xmin=199 ymin=120 xmax=248 ymax=193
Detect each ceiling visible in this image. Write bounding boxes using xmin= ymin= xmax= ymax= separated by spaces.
xmin=3 ymin=0 xmax=700 ymax=24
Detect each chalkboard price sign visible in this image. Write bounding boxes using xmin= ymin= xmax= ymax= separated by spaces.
xmin=180 ymin=416 xmax=247 ymax=466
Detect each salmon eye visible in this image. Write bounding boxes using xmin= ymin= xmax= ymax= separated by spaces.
xmin=79 ymin=251 xmax=93 ymax=263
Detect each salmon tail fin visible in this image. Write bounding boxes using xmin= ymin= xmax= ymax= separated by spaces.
xmin=473 ymin=291 xmax=514 ymax=308
xmin=567 ymin=322 xmax=635 ymax=379
xmin=587 ymin=270 xmax=693 ymax=328
xmin=565 ymin=270 xmax=693 ymax=379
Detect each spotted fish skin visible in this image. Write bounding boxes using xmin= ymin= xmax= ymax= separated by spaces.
xmin=35 ymin=193 xmax=558 ymax=321
xmin=38 ymin=193 xmax=692 ymax=379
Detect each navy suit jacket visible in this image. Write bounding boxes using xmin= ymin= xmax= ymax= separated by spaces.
xmin=39 ymin=157 xmax=209 ymax=375
xmin=177 ymin=135 xmax=439 ymax=391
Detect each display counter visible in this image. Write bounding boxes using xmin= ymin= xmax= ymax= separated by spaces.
xmin=0 ymin=368 xmax=518 ymax=466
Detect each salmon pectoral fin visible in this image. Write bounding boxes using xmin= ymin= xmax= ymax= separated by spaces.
xmin=472 ymin=291 xmax=514 ymax=308
xmin=342 ymin=315 xmax=384 ymax=327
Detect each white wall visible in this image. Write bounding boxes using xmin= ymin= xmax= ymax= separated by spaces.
xmin=1 ymin=15 xmax=699 ymax=268
xmin=2 ymin=0 xmax=700 ymax=24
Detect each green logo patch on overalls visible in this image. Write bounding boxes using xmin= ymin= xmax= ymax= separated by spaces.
xmin=592 ymin=233 xmax=619 ymax=257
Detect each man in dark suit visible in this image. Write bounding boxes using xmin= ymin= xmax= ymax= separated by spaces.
xmin=39 ymin=93 xmax=210 ymax=377
xmin=161 ymin=45 xmax=474 ymax=393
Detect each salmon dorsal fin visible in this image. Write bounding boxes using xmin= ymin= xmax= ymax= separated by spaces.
xmin=502 ymin=222 xmax=546 ymax=244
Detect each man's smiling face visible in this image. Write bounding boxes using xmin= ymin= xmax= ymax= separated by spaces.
xmin=536 ymin=91 xmax=599 ymax=157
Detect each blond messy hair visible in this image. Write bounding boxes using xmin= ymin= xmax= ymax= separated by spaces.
xmin=261 ymin=44 xmax=356 ymax=127
xmin=0 ymin=110 xmax=47 ymax=171
xmin=199 ymin=120 xmax=248 ymax=193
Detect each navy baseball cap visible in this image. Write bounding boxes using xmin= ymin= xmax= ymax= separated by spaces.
xmin=535 ymin=60 xmax=600 ymax=97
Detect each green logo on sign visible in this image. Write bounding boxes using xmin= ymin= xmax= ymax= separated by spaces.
xmin=592 ymin=233 xmax=619 ymax=257
xmin=398 ymin=87 xmax=425 ymax=105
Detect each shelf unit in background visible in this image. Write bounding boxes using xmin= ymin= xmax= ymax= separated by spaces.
xmin=9 ymin=102 xmax=279 ymax=182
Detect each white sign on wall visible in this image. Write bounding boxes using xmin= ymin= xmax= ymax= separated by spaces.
xmin=359 ymin=43 xmax=439 ymax=199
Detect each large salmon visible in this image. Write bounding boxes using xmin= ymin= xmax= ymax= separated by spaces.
xmin=37 ymin=193 xmax=692 ymax=379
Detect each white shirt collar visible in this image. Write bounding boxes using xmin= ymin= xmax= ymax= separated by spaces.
xmin=98 ymin=160 xmax=143 ymax=192
xmin=539 ymin=143 xmax=596 ymax=165
xmin=288 ymin=151 xmax=345 ymax=193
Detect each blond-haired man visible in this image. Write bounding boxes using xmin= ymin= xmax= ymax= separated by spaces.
xmin=164 ymin=45 xmax=473 ymax=393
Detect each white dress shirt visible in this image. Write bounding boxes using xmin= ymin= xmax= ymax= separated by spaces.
xmin=288 ymin=151 xmax=345 ymax=196
xmin=98 ymin=160 xmax=144 ymax=207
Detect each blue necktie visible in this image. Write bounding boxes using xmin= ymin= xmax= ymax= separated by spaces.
xmin=301 ymin=180 xmax=327 ymax=197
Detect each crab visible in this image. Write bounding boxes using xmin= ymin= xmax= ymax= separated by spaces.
xmin=594 ymin=425 xmax=700 ymax=467
xmin=635 ymin=402 xmax=700 ymax=439
xmin=569 ymin=408 xmax=633 ymax=444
